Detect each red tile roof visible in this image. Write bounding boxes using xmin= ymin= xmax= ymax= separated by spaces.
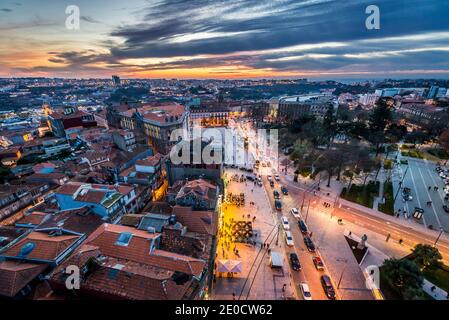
xmin=16 ymin=211 xmax=48 ymax=226
xmin=0 ymin=261 xmax=47 ymax=297
xmin=172 ymin=206 xmax=216 ymax=235
xmin=85 ymin=224 xmax=205 ymax=277
xmin=1 ymin=230 xmax=82 ymax=262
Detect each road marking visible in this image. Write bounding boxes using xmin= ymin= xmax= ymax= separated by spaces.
xmin=409 ymin=163 xmax=428 ymax=227
xmin=417 ymin=165 xmax=443 ymax=229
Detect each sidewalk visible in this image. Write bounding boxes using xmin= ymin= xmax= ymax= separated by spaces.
xmin=211 ymin=168 xmax=296 ymax=300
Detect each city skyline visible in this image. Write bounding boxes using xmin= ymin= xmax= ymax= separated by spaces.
xmin=1 ymin=0 xmax=449 ymax=79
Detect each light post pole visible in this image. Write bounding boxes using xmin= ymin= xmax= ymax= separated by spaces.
xmin=434 ymin=227 xmax=444 ymax=246
xmin=337 ymin=258 xmax=348 ymax=290
xmin=305 ymin=198 xmax=311 ymax=223
xmin=394 ymin=165 xmax=409 ymax=202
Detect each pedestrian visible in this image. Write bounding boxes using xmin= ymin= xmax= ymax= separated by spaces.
xmin=232 ymin=292 xmax=236 ymax=300
xmin=386 ymin=233 xmax=391 ymax=242
xmin=349 ymin=231 xmax=352 ymax=237
xmin=399 ymin=239 xmax=403 ymax=244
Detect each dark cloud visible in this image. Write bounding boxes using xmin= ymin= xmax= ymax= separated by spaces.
xmin=81 ymin=16 xmax=101 ymax=24
xmin=28 ymin=0 xmax=449 ymax=77
xmin=1 ymin=8 xmax=12 ymax=12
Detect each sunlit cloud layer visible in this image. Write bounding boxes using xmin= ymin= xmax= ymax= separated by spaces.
xmin=1 ymin=0 xmax=449 ymax=78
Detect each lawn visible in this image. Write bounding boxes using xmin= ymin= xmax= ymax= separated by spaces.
xmin=379 ymin=265 xmax=434 ymax=300
xmin=423 ymin=265 xmax=449 ymax=293
xmin=384 ymin=159 xmax=394 ymax=170
xmin=296 ymin=166 xmax=312 ymax=178
xmin=378 ymin=181 xmax=395 ymax=215
xmin=340 ymin=181 xmax=379 ymax=209
xmin=406 ymin=255 xmax=449 ymax=294
xmin=427 ymin=148 xmax=449 ymax=160
xmin=401 ymin=150 xmax=424 ymax=159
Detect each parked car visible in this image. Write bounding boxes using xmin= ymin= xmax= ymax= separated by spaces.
xmin=281 ymin=186 xmax=289 ymax=195
xmin=312 ymin=256 xmax=324 ymax=270
xmin=285 ymin=231 xmax=294 ymax=247
xmin=267 ymin=175 xmax=272 ymax=181
xmin=290 ymin=207 xmax=300 ymax=219
xmin=281 ymin=216 xmax=290 ymax=230
xmin=270 ymin=180 xmax=275 ymax=188
xmin=443 ymin=205 xmax=449 ymax=213
xmin=303 ymin=236 xmax=315 ymax=252
xmin=275 ymin=199 xmax=282 ymax=211
xmin=299 ymin=282 xmax=312 ymax=300
xmin=289 ymin=253 xmax=301 ymax=271
xmin=298 ymin=219 xmax=309 ymax=234
xmin=274 ymin=174 xmax=280 ymax=181
xmin=320 ymin=275 xmax=336 ymax=300
xmin=246 ymin=175 xmax=255 ymax=181
xmin=273 ymin=190 xmax=280 ymax=199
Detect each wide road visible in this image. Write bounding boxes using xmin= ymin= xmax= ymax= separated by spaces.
xmin=279 ymin=171 xmax=449 ymax=264
xmin=396 ymin=157 xmax=449 ymax=231
xmin=261 ymin=174 xmax=337 ymax=300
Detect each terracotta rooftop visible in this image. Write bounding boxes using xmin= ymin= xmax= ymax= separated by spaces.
xmin=0 ymin=229 xmax=82 ymax=262
xmin=85 ymin=224 xmax=205 ymax=277
xmin=172 ymin=206 xmax=216 ymax=235
xmin=0 ymin=261 xmax=47 ymax=297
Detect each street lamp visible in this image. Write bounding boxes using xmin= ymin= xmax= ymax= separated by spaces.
xmin=434 ymin=227 xmax=444 ymax=246
xmin=394 ymin=165 xmax=409 ymax=202
xmin=337 ymin=258 xmax=348 ymax=290
xmin=305 ymin=198 xmax=311 ymax=223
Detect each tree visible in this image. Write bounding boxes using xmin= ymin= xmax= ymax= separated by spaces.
xmin=440 ymin=128 xmax=449 ymax=153
xmin=322 ymin=105 xmax=337 ymax=147
xmin=368 ymin=98 xmax=393 ymax=155
xmin=382 ymin=258 xmax=423 ymax=300
xmin=411 ymin=244 xmax=442 ymax=272
xmin=315 ymin=148 xmax=341 ymax=187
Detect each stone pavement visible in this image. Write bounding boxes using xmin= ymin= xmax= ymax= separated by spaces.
xmin=211 ymin=168 xmax=297 ymax=300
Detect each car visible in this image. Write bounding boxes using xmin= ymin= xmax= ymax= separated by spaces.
xmin=443 ymin=205 xmax=449 ymax=213
xmin=289 ymin=253 xmax=301 ymax=271
xmin=270 ymin=180 xmax=275 ymax=188
xmin=274 ymin=174 xmax=280 ymax=181
xmin=281 ymin=216 xmax=290 ymax=230
xmin=299 ymin=282 xmax=312 ymax=300
xmin=273 ymin=190 xmax=280 ymax=199
xmin=275 ymin=199 xmax=282 ymax=211
xmin=298 ymin=219 xmax=309 ymax=234
xmin=313 ymin=256 xmax=325 ymax=270
xmin=246 ymin=175 xmax=255 ymax=181
xmin=320 ymin=275 xmax=336 ymax=300
xmin=303 ymin=236 xmax=315 ymax=252
xmin=440 ymin=172 xmax=447 ymax=178
xmin=267 ymin=175 xmax=272 ymax=181
xmin=290 ymin=207 xmax=300 ymax=219
xmin=285 ymin=231 xmax=294 ymax=246
xmin=281 ymin=186 xmax=289 ymax=195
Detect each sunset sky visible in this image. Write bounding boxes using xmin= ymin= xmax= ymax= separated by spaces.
xmin=1 ymin=0 xmax=449 ymax=79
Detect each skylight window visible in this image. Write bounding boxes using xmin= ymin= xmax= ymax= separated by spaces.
xmin=115 ymin=232 xmax=133 ymax=246
xmin=18 ymin=242 xmax=36 ymax=257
